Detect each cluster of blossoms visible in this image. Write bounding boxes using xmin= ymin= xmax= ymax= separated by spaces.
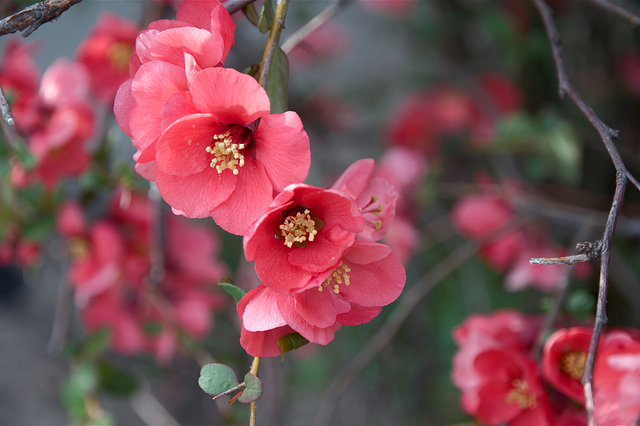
xmin=452 ymin=310 xmax=640 ymax=424
xmin=114 ymin=0 xmax=310 ymax=235
xmin=0 ymin=12 xmax=139 ymax=267
xmin=58 ymin=188 xmax=227 ymax=362
xmin=451 ymin=183 xmax=592 ymax=292
xmin=112 ymin=0 xmax=407 ymax=358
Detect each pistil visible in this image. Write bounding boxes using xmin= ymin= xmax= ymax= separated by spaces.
xmin=206 ymin=129 xmax=248 ymax=175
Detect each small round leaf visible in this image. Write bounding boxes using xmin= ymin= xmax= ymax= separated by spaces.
xmin=238 ymin=373 xmax=263 ymax=403
xmin=198 ymin=363 xmax=239 ymax=396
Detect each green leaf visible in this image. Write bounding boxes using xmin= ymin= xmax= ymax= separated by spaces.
xmin=198 ymin=363 xmax=240 ymax=396
xmin=278 ymin=332 xmax=309 ymax=355
xmin=61 ymin=363 xmax=98 ymax=419
xmin=98 ymin=362 xmax=137 ymax=397
xmin=77 ymin=328 xmax=112 ymax=361
xmin=12 ymin=141 xmax=36 ymax=171
xmin=257 ymin=0 xmax=274 ymax=33
xmin=238 ymin=373 xmax=263 ymax=403
xmin=266 ymin=47 xmax=290 ymax=114
xmin=218 ymin=279 xmax=247 ymax=305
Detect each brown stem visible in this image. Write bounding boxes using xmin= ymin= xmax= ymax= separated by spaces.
xmin=0 ymin=0 xmax=84 ymax=37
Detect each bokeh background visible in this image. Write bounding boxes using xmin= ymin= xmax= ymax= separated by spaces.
xmin=2 ymin=0 xmax=640 ymax=424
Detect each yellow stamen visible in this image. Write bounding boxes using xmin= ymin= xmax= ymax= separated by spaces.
xmin=206 ymin=130 xmax=246 ymax=175
xmin=560 ymin=350 xmax=587 ymax=380
xmin=318 ymin=263 xmax=351 ymax=294
xmin=108 ymin=42 xmax=134 ymax=72
xmin=506 ymin=379 xmax=537 ymax=409
xmin=280 ymin=209 xmax=317 ymax=248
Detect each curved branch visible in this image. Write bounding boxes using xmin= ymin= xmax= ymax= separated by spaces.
xmin=0 ymin=0 xmax=83 ymax=38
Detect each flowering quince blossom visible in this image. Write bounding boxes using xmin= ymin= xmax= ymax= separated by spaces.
xmin=451 ymin=310 xmax=547 ymax=423
xmin=59 ymin=190 xmax=228 ymax=362
xmin=239 ymin=180 xmax=405 ymax=357
xmin=76 ymin=12 xmax=139 ymax=104
xmin=543 ymin=327 xmax=640 ymax=424
xmin=114 ymin=0 xmax=310 ymax=235
xmin=6 ymin=58 xmax=94 ymax=189
xmin=331 ymin=158 xmax=399 ymax=241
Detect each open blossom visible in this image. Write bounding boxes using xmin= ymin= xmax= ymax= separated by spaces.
xmin=244 ymin=184 xmax=365 ymax=293
xmin=240 ymin=179 xmax=405 ymax=357
xmin=331 ymin=158 xmax=398 ymax=241
xmin=239 ymin=240 xmax=405 ymax=357
xmin=76 ymin=12 xmax=139 ymax=104
xmin=451 ymin=310 xmax=543 ymax=420
xmin=114 ymin=1 xmax=310 ymax=235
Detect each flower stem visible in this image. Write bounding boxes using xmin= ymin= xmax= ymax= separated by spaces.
xmin=249 ymin=356 xmax=261 ymax=426
xmin=256 ymin=0 xmax=289 ymax=88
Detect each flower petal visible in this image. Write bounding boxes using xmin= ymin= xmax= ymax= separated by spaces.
xmin=190 ymin=67 xmax=270 ymax=124
xmin=254 ymin=111 xmax=310 ymax=192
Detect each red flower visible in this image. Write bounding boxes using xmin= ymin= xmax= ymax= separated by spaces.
xmin=243 ymin=184 xmax=365 ymax=294
xmin=473 ymin=349 xmax=552 ymax=425
xmin=238 ymin=240 xmax=405 ymax=357
xmin=542 ymin=327 xmax=592 ymax=405
xmin=451 ymin=310 xmax=543 ymax=416
xmin=76 ymin=12 xmax=139 ymax=104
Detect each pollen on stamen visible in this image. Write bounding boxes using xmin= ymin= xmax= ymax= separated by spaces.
xmin=280 ymin=209 xmax=317 ymax=248
xmin=318 ymin=263 xmax=351 ymax=293
xmin=206 ymin=130 xmax=247 ymax=175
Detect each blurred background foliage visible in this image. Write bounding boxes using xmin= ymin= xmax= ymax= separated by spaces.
xmin=1 ymin=0 xmax=640 ymax=424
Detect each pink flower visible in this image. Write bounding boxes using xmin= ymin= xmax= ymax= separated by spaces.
xmin=239 ymin=240 xmax=405 ymax=357
xmin=360 ymin=0 xmax=416 ymax=16
xmin=331 ymin=158 xmax=399 ymax=241
xmin=152 ymin=67 xmax=310 ymax=234
xmin=243 ymin=183 xmax=365 ymax=294
xmin=594 ymin=331 xmax=640 ymax=425
xmin=288 ymin=22 xmax=349 ymax=68
xmin=76 ymin=12 xmax=139 ymax=104
xmin=11 ymin=59 xmax=94 ymax=189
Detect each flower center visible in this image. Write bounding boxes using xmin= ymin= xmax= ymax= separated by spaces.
xmin=560 ymin=350 xmax=587 ymax=380
xmin=505 ymin=379 xmax=537 ymax=409
xmin=108 ymin=42 xmax=134 ymax=72
xmin=206 ymin=126 xmax=251 ymax=175
xmin=280 ymin=209 xmax=318 ymax=248
xmin=360 ymin=195 xmax=384 ymax=231
xmin=318 ymin=262 xmax=351 ymax=294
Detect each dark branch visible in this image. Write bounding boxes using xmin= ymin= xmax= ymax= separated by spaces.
xmin=0 ymin=0 xmax=84 ymax=38
xmin=587 ymin=0 xmax=640 ymax=26
xmin=532 ymin=0 xmax=635 ymax=422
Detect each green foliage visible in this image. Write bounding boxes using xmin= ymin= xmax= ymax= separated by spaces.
xmin=219 ymin=279 xmax=247 ymax=305
xmin=266 ymin=47 xmax=290 ymax=114
xmin=98 ymin=362 xmax=137 ymax=397
xmin=278 ymin=332 xmax=309 ymax=355
xmin=238 ymin=373 xmax=263 ymax=403
xmin=198 ymin=363 xmax=240 ymax=396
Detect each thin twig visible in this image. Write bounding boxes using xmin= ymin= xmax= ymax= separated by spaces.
xmin=586 ymin=0 xmax=640 ymax=26
xmin=313 ymin=241 xmax=478 ymax=425
xmin=212 ymin=382 xmax=246 ymax=401
xmin=281 ymin=0 xmax=350 ymax=55
xmin=0 ymin=0 xmax=83 ymax=37
xmin=256 ymin=0 xmax=290 ymax=87
xmin=532 ymin=225 xmax=594 ymax=358
xmin=0 ymin=85 xmax=20 ymax=149
xmin=532 ymin=1 xmax=634 ymax=422
xmin=249 ymin=356 xmax=261 ymax=426
xmin=583 ymin=172 xmax=626 ymax=425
